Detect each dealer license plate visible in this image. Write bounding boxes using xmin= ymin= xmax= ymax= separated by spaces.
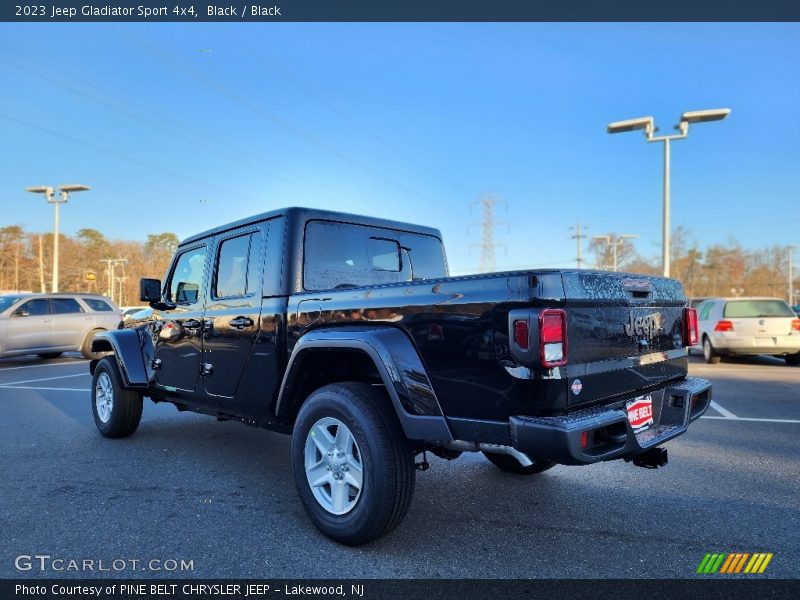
xmin=626 ymin=394 xmax=654 ymax=432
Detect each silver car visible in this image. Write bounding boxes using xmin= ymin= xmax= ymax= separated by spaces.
xmin=693 ymin=297 xmax=800 ymax=365
xmin=0 ymin=293 xmax=122 ymax=360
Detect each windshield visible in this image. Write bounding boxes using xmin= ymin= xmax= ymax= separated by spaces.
xmin=0 ymin=296 xmax=23 ymax=313
xmin=723 ymin=299 xmax=796 ymax=318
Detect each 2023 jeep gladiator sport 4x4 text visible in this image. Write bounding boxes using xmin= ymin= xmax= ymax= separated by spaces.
xmin=89 ymin=207 xmax=711 ymax=545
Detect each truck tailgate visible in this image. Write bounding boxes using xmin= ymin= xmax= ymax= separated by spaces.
xmin=560 ymin=271 xmax=689 ymax=408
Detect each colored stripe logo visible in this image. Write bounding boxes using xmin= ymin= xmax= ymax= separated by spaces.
xmin=696 ymin=552 xmax=773 ymax=574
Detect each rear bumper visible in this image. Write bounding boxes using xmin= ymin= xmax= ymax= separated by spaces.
xmin=709 ymin=333 xmax=800 ymax=355
xmin=508 ymin=376 xmax=712 ymax=465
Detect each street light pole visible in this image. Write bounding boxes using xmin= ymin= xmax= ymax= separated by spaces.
xmin=789 ymin=245 xmax=799 ymax=306
xmin=607 ymin=109 xmax=730 ymax=278
xmin=26 ymin=184 xmax=90 ymax=292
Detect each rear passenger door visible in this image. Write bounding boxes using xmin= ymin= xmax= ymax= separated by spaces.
xmin=202 ymin=227 xmax=265 ymax=411
xmin=50 ymin=297 xmax=93 ymax=349
xmin=6 ymin=298 xmax=54 ymax=351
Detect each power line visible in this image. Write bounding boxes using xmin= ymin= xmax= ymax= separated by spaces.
xmin=231 ymin=33 xmax=469 ymax=196
xmin=0 ymin=50 xmax=358 ymax=206
xmin=0 ymin=114 xmax=256 ymax=203
xmin=114 ymin=27 xmax=431 ymax=202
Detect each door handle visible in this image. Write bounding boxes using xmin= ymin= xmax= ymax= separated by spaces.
xmin=229 ymin=316 xmax=254 ymax=329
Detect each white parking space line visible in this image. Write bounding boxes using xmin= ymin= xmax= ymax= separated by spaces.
xmin=701 ymin=415 xmax=800 ymax=424
xmin=0 ymin=373 xmax=87 ymax=386
xmin=0 ymin=360 xmax=89 ymax=372
xmin=0 ymin=386 xmax=91 ymax=392
xmin=709 ymin=400 xmax=738 ymax=419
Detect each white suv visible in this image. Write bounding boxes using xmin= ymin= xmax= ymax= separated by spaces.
xmin=0 ymin=294 xmax=122 ymax=360
xmin=693 ymin=297 xmax=800 ymax=365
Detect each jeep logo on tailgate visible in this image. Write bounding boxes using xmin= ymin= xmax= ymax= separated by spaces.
xmin=624 ymin=313 xmax=662 ymax=340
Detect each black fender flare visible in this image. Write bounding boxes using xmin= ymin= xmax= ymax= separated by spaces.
xmin=276 ymin=326 xmax=452 ymax=441
xmin=90 ymin=329 xmax=149 ymax=388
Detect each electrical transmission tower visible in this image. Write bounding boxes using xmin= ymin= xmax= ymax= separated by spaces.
xmin=470 ymin=194 xmax=507 ymax=273
xmin=569 ymin=221 xmax=589 ymax=269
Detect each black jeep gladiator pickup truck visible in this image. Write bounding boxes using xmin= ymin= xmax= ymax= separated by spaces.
xmin=89 ymin=207 xmax=711 ymax=545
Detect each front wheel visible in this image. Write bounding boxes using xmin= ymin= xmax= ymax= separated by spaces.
xmin=703 ymin=337 xmax=721 ymax=364
xmin=291 ymin=382 xmax=415 ymax=546
xmin=91 ymin=357 xmax=143 ymax=438
xmin=482 ymin=451 xmax=556 ymax=474
xmin=785 ymin=352 xmax=800 ymax=366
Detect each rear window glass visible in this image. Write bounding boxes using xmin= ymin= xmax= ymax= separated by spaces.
xmin=214 ymin=231 xmax=263 ymax=298
xmin=52 ymin=298 xmax=85 ymax=314
xmin=723 ymin=300 xmax=795 ymax=318
xmin=304 ymin=221 xmax=446 ymax=291
xmin=84 ymin=298 xmax=114 ymax=312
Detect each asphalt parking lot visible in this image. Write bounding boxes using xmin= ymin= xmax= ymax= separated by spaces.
xmin=1 ymin=354 xmax=798 ymax=579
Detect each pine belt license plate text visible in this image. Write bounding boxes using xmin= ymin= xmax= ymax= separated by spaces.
xmin=626 ymin=394 xmax=654 ymax=432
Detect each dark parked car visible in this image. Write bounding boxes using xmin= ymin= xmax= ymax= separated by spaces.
xmin=89 ymin=208 xmax=711 ymax=544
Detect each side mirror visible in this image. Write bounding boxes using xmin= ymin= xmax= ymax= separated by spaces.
xmin=140 ymin=278 xmax=162 ymax=303
xmin=11 ymin=309 xmax=29 ymax=318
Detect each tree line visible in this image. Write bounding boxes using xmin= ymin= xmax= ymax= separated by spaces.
xmin=1 ymin=223 xmax=796 ymax=306
xmin=0 ymin=225 xmax=179 ymax=307
xmin=589 ymin=226 xmax=798 ymax=303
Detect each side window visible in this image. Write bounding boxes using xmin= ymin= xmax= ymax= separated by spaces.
xmin=168 ymin=246 xmax=207 ymax=305
xmin=214 ymin=231 xmax=263 ymax=299
xmin=52 ymin=298 xmax=85 ymax=314
xmin=699 ymin=301 xmax=714 ymax=321
xmin=83 ymin=298 xmax=114 ymax=312
xmin=15 ymin=298 xmax=51 ymax=316
xmin=304 ymin=221 xmax=415 ymax=290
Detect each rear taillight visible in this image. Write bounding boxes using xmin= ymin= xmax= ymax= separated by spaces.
xmin=714 ymin=320 xmax=734 ymax=332
xmin=683 ymin=307 xmax=699 ymax=346
xmin=792 ymin=319 xmax=800 ymax=332
xmin=539 ymin=309 xmax=567 ymax=367
xmin=513 ymin=320 xmax=529 ymax=349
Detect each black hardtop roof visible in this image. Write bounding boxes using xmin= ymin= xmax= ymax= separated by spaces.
xmin=180 ymin=207 xmax=443 ymax=246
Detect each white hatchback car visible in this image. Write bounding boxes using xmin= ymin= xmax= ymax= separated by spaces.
xmin=693 ymin=297 xmax=800 ymax=365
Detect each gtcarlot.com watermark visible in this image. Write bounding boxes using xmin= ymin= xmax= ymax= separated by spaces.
xmin=15 ymin=554 xmax=194 ymax=573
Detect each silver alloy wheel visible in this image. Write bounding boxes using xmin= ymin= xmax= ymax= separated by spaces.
xmin=703 ymin=338 xmax=712 ymax=362
xmin=95 ymin=371 xmax=114 ymax=424
xmin=304 ymin=417 xmax=363 ymax=515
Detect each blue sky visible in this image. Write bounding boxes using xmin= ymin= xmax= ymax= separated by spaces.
xmin=1 ymin=23 xmax=798 ymax=275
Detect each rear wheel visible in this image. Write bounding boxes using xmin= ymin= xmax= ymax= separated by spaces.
xmin=482 ymin=451 xmax=556 ymax=475
xmin=291 ymin=382 xmax=415 ymax=546
xmin=702 ymin=336 xmax=721 ymax=364
xmin=91 ymin=357 xmax=142 ymax=438
xmin=785 ymin=352 xmax=800 ymax=366
xmin=81 ymin=329 xmax=107 ymax=360
xmin=37 ymin=352 xmax=63 ymax=359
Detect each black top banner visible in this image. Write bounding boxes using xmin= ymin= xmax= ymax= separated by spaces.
xmin=3 ymin=0 xmax=800 ymax=22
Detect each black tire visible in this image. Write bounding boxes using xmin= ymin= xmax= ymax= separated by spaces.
xmin=37 ymin=352 xmax=63 ymax=359
xmin=81 ymin=329 xmax=106 ymax=360
xmin=702 ymin=336 xmax=721 ymax=364
xmin=482 ymin=451 xmax=556 ymax=474
xmin=291 ymin=382 xmax=415 ymax=546
xmin=785 ymin=352 xmax=800 ymax=366
xmin=91 ymin=357 xmax=143 ymax=438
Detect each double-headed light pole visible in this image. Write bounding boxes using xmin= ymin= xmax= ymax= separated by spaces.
xmin=607 ymin=109 xmax=730 ymax=278
xmin=592 ymin=234 xmax=639 ymax=272
xmin=25 ymin=184 xmax=91 ymax=293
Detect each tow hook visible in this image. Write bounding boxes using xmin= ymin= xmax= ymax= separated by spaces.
xmin=632 ymin=447 xmax=668 ymax=469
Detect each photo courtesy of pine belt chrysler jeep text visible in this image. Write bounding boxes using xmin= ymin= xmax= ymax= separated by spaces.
xmin=88 ymin=207 xmax=712 ymax=545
